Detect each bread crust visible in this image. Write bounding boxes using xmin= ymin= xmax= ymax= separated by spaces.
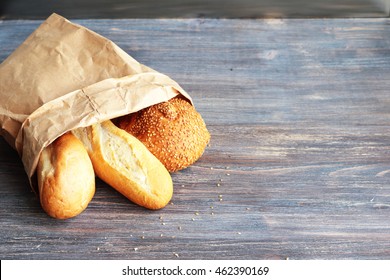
xmin=72 ymin=120 xmax=173 ymax=210
xmin=37 ymin=133 xmax=95 ymax=219
xmin=115 ymin=96 xmax=210 ymax=172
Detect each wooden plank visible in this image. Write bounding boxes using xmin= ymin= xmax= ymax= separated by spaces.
xmin=1 ymin=18 xmax=390 ymax=259
xmin=1 ymin=0 xmax=389 ymax=19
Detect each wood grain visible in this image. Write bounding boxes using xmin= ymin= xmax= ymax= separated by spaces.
xmin=1 ymin=18 xmax=390 ymax=259
xmin=2 ymin=0 xmax=388 ymax=19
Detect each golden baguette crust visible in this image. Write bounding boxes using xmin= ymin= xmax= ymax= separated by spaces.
xmin=114 ymin=96 xmax=210 ymax=172
xmin=37 ymin=133 xmax=95 ymax=219
xmin=72 ymin=120 xmax=173 ymax=210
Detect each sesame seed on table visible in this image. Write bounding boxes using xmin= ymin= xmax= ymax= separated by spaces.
xmin=1 ymin=17 xmax=390 ymax=260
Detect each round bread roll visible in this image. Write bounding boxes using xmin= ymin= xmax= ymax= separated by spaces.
xmin=37 ymin=132 xmax=95 ymax=219
xmin=114 ymin=96 xmax=210 ymax=172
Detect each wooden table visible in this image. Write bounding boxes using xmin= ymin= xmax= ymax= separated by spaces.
xmin=1 ymin=17 xmax=390 ymax=260
xmin=3 ymin=0 xmax=388 ymax=19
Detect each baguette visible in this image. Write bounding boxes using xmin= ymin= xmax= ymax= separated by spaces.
xmin=72 ymin=120 xmax=173 ymax=210
xmin=37 ymin=132 xmax=95 ymax=219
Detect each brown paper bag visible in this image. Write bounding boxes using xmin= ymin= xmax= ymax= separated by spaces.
xmin=0 ymin=13 xmax=191 ymax=188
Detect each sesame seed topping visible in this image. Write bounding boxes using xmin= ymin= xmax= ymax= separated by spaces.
xmin=115 ymin=96 xmax=210 ymax=172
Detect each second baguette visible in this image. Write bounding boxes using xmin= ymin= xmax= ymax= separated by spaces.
xmin=72 ymin=120 xmax=173 ymax=209
xmin=37 ymin=132 xmax=95 ymax=219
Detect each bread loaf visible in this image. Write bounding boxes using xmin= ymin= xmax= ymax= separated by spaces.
xmin=72 ymin=120 xmax=173 ymax=210
xmin=114 ymin=96 xmax=210 ymax=172
xmin=37 ymin=132 xmax=95 ymax=219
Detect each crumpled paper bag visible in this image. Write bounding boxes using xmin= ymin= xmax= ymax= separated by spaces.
xmin=0 ymin=13 xmax=192 ymax=189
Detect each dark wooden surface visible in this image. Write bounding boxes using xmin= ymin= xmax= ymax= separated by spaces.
xmin=1 ymin=17 xmax=390 ymax=260
xmin=1 ymin=0 xmax=389 ymax=19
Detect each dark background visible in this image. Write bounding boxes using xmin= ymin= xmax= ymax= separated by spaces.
xmin=0 ymin=0 xmax=389 ymax=19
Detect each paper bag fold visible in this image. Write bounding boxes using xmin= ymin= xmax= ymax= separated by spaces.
xmin=0 ymin=13 xmax=192 ymax=186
